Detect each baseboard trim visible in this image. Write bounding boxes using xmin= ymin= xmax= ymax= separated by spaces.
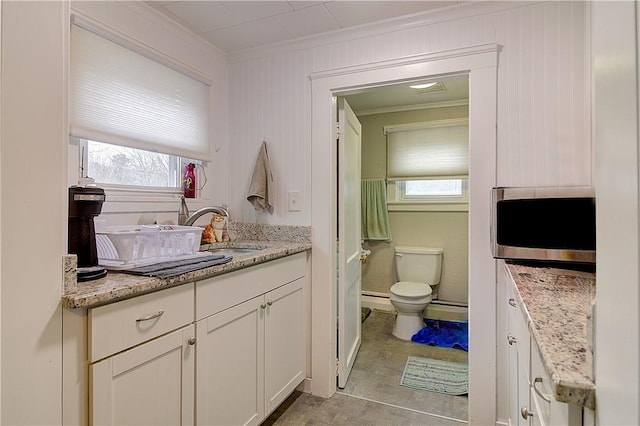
xmin=362 ymin=294 xmax=394 ymax=312
xmin=361 ymin=294 xmax=469 ymax=322
xmin=297 ymin=377 xmax=312 ymax=394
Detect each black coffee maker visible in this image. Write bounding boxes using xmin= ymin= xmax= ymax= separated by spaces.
xmin=68 ymin=186 xmax=107 ymax=281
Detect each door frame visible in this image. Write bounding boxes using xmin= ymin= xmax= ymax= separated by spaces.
xmin=310 ymin=44 xmax=498 ymax=424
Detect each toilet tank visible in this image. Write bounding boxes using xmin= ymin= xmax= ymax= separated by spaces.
xmin=394 ymin=246 xmax=443 ymax=285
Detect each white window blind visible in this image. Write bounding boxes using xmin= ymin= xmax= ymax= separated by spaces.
xmin=385 ymin=119 xmax=469 ymax=180
xmin=70 ymin=24 xmax=211 ymax=161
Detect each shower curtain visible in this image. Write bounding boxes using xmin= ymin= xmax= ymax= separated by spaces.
xmin=361 ymin=179 xmax=392 ymax=241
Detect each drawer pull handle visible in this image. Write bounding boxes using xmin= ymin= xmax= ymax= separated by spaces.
xmin=188 ymin=338 xmax=196 ymax=346
xmin=533 ymin=377 xmax=552 ymax=403
xmin=136 ymin=311 xmax=165 ymax=323
xmin=507 ymin=334 xmax=517 ymax=345
xmin=508 ymin=298 xmax=516 ymax=307
xmin=521 ymin=406 xmax=534 ymax=420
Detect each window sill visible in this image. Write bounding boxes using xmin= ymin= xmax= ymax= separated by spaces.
xmin=387 ymin=202 xmax=469 ymax=212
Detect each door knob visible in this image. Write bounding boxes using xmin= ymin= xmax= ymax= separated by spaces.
xmin=360 ymin=249 xmax=371 ymax=263
xmin=521 ymin=406 xmax=534 ymax=420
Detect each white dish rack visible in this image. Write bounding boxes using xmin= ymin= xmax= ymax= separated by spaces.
xmin=96 ymin=225 xmax=204 ymax=267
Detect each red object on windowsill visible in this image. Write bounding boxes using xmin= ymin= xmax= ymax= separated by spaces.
xmin=183 ymin=163 xmax=196 ymax=198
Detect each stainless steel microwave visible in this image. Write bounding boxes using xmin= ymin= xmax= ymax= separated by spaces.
xmin=491 ymin=186 xmax=596 ymax=264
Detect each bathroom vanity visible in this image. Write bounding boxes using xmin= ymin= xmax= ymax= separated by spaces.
xmin=501 ymin=261 xmax=596 ymax=426
xmin=62 ymin=239 xmax=311 ymax=426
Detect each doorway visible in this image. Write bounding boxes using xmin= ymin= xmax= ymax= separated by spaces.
xmin=344 ymin=74 xmax=470 ymax=319
xmin=336 ymin=75 xmax=470 ymax=419
xmin=310 ymin=44 xmax=498 ymax=424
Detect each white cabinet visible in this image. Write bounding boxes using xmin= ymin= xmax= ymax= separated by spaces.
xmin=264 ymin=279 xmax=306 ymax=413
xmin=506 ymin=278 xmax=531 ymax=426
xmin=91 ymin=326 xmax=195 ymax=426
xmin=197 ymin=293 xmax=264 ymax=426
xmin=87 ymin=252 xmax=308 ymax=426
xmin=503 ymin=263 xmax=583 ymax=426
xmin=196 ymin=278 xmax=305 ymax=426
xmin=195 ymin=253 xmax=307 ymax=426
xmin=89 ymin=284 xmax=196 ymax=425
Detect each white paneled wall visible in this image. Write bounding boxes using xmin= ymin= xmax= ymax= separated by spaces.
xmin=496 ymin=1 xmax=591 ymax=187
xmin=228 ymin=1 xmax=591 ymax=224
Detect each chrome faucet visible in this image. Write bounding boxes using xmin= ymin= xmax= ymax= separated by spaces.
xmin=178 ymin=197 xmax=229 ymax=226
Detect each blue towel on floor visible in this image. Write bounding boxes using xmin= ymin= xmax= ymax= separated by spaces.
xmin=411 ymin=319 xmax=468 ymax=351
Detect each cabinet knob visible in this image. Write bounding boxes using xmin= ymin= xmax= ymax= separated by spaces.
xmin=188 ymin=337 xmax=196 ymax=346
xmin=267 ymin=300 xmax=273 ymax=306
xmin=521 ymin=406 xmax=534 ymax=420
xmin=261 ymin=303 xmax=267 ymax=310
xmin=507 ymin=334 xmax=517 ymax=345
xmin=508 ymin=298 xmax=516 ymax=307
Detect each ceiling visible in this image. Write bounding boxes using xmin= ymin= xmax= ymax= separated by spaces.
xmin=148 ymin=1 xmax=468 ymax=112
xmin=344 ymin=75 xmax=469 ymax=114
xmin=148 ymin=1 xmax=460 ymax=53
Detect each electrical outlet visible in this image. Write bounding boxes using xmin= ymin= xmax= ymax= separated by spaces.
xmin=288 ymin=191 xmax=301 ymax=212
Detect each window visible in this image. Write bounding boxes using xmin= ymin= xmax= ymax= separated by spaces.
xmin=81 ymin=140 xmax=190 ymax=190
xmin=385 ymin=119 xmax=469 ymax=209
xmin=397 ymin=179 xmax=468 ymax=203
xmin=69 ymin=18 xmax=210 ymax=194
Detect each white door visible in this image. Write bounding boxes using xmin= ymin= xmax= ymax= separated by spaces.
xmin=337 ymin=97 xmax=363 ymax=388
xmin=264 ymin=278 xmax=306 ymax=414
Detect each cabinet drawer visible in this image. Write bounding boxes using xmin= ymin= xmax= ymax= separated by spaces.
xmin=89 ymin=283 xmax=194 ymax=362
xmin=196 ymin=252 xmax=306 ymax=320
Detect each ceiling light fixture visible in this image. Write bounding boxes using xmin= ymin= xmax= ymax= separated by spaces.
xmin=409 ymin=82 xmax=438 ymax=90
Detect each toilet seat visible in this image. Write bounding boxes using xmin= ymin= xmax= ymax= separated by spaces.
xmin=391 ymin=281 xmax=432 ymax=298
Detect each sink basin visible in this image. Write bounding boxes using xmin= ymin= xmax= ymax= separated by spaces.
xmin=209 ymin=247 xmax=264 ymax=256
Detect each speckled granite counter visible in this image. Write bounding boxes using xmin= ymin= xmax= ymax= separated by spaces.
xmin=506 ymin=262 xmax=596 ymax=409
xmin=63 ymin=222 xmax=311 ymax=309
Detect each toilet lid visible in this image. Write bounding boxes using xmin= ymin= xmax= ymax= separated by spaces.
xmin=390 ymin=281 xmax=432 ymax=298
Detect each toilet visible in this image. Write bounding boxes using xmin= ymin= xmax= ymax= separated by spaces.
xmin=390 ymin=246 xmax=443 ymax=340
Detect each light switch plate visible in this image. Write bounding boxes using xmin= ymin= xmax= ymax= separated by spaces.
xmin=288 ymin=191 xmax=301 ymax=212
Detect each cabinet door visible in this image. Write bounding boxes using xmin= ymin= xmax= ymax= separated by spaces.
xmin=91 ymin=325 xmax=195 ymax=426
xmin=506 ymin=273 xmax=531 ymax=425
xmin=264 ymin=278 xmax=306 ymax=415
xmin=531 ymin=342 xmax=582 ymax=426
xmin=196 ymin=296 xmax=265 ymax=426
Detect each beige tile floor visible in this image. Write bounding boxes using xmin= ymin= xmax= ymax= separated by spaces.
xmin=264 ymin=310 xmax=469 ymax=425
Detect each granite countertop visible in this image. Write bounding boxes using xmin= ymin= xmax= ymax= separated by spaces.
xmin=506 ymin=262 xmax=596 ymax=409
xmin=63 ymin=239 xmax=311 ymax=309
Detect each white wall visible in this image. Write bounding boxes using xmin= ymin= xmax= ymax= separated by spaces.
xmin=592 ymin=2 xmax=640 ymax=425
xmin=228 ymin=1 xmax=591 ymax=226
xmin=1 ymin=2 xmax=68 ymax=423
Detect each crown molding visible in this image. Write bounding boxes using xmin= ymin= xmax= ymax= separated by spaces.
xmin=356 ymin=99 xmax=469 ymax=116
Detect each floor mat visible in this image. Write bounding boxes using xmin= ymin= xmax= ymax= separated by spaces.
xmin=400 ymin=356 xmax=468 ymax=395
xmin=411 ymin=319 xmax=468 ymax=351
